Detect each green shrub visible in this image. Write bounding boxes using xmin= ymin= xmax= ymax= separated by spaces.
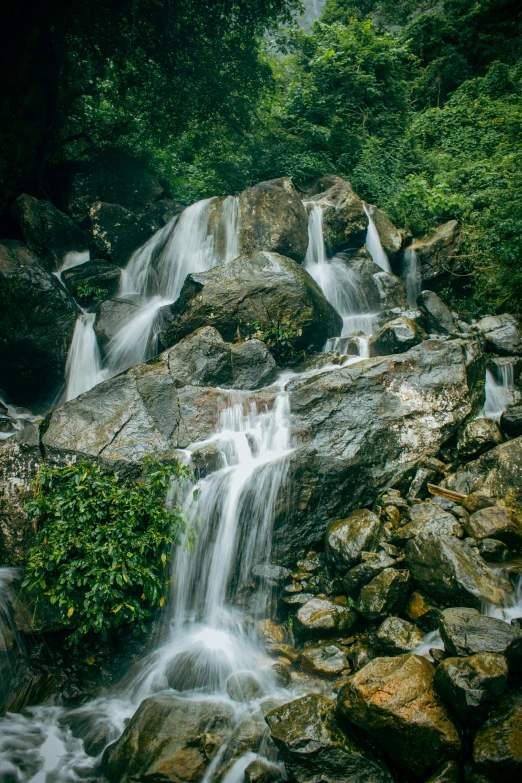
xmin=23 ymin=458 xmax=194 ymax=645
xmin=250 ymin=316 xmax=303 ymax=365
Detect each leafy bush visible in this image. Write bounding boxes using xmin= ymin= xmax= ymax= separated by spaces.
xmin=250 ymin=316 xmax=303 ymax=365
xmin=23 ymin=458 xmax=194 ymax=644
xmin=74 ymin=282 xmax=109 ymax=302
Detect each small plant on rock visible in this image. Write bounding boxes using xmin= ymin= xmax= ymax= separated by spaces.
xmin=250 ymin=315 xmax=303 ymax=365
xmin=23 ymin=457 xmax=194 ymax=645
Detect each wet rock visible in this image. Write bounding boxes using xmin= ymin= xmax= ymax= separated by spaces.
xmin=300 ymin=643 xmax=349 ymax=678
xmin=139 ymin=199 xmax=183 ymax=232
xmin=309 ymin=179 xmax=368 ymax=252
xmin=404 ymin=534 xmax=512 ymax=609
xmin=253 ymin=567 xmax=292 ymax=588
xmin=477 ymin=538 xmax=510 ymax=562
xmin=0 ymin=240 xmax=77 ymax=405
xmin=464 ymin=506 xmax=522 ymax=547
xmin=500 ymin=405 xmax=522 ymax=438
xmin=364 ymin=203 xmax=402 ymax=262
xmin=231 ymin=339 xmax=278 ymax=390
xmin=407 ymin=466 xmax=436 ymax=500
xmin=373 ymin=271 xmax=409 ymax=311
xmin=245 ymin=758 xmax=282 ymax=783
xmin=417 ymin=290 xmax=457 ymax=335
xmin=325 ymin=510 xmax=382 ymax=572
xmin=103 ymin=692 xmax=235 ymax=783
xmin=158 ymin=251 xmax=342 ymax=357
xmin=444 ymin=437 xmax=522 ymax=510
xmin=342 ymin=552 xmax=397 ymax=597
xmin=458 ymin=419 xmax=503 ymax=460
xmin=94 ymin=298 xmax=142 ymax=345
xmin=15 ymin=193 xmax=89 ymax=273
xmin=405 ymin=591 xmax=442 ymax=633
xmin=271 ymin=662 xmax=292 ymax=687
xmin=477 ymin=314 xmax=522 ymax=356
xmin=294 ymin=598 xmax=358 ymax=638
xmin=227 ymin=671 xmax=263 ymax=702
xmin=461 ymin=493 xmax=495 ymax=514
xmin=410 ymin=221 xmax=463 ymax=283
xmin=238 ymin=177 xmax=308 ymax=263
xmin=433 ymin=653 xmax=508 ymax=725
xmin=472 ymin=702 xmax=522 ymax=782
xmin=53 ymin=148 xmax=166 ymax=226
xmin=425 ymin=761 xmax=460 ymax=783
xmin=338 ymin=654 xmax=461 ymax=779
xmin=369 ymin=616 xmax=424 ymax=655
xmin=62 ymin=258 xmax=120 ymax=306
xmin=355 ymin=568 xmax=410 ymax=621
xmin=439 ymin=608 xmax=522 ymax=660
xmin=393 ymin=501 xmax=464 ymax=543
xmin=368 ymin=317 xmax=426 ymax=357
xmin=89 ymin=201 xmax=155 ymax=267
xmin=190 ymin=442 xmax=224 ymax=477
xmin=266 ymin=693 xmax=393 ymax=783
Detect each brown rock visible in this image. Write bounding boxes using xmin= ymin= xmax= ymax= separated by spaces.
xmin=355 ymin=568 xmax=410 ymax=620
xmin=433 ymin=653 xmax=508 ymax=725
xmin=472 ymin=702 xmax=522 ymax=782
xmin=464 ymin=506 xmax=522 ymax=548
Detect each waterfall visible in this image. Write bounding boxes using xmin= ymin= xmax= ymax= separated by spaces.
xmin=64 ymin=312 xmax=108 ymax=401
xmin=481 ymin=360 xmax=517 ymax=421
xmin=53 ymin=251 xmax=90 ymax=285
xmin=363 ymin=204 xmax=391 ymax=273
xmin=304 ymin=203 xmax=379 ymax=353
xmin=403 ymin=246 xmax=422 ymax=308
xmin=64 ymin=196 xmax=240 ymax=401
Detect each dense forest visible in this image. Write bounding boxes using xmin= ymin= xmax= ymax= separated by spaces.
xmin=2 ymin=0 xmax=521 ymax=315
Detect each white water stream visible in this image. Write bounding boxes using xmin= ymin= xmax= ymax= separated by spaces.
xmin=481 ymin=359 xmax=519 ymax=421
xmin=403 ymin=246 xmax=422 ymax=308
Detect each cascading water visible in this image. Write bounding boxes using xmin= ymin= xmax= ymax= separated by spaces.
xmin=363 ymin=204 xmax=391 ymax=273
xmin=64 ymin=197 xmax=240 ymax=401
xmin=304 ymin=203 xmax=379 ymax=354
xmin=481 ymin=359 xmax=518 ymax=420
xmin=403 ymin=245 xmax=422 ymax=308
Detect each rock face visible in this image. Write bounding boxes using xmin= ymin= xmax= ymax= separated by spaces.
xmin=410 ymin=221 xmax=462 ymax=282
xmin=294 ymin=598 xmax=357 ymax=638
xmin=158 ymin=252 xmax=342 ymax=357
xmin=444 ymin=436 xmax=522 ymax=510
xmin=355 ymin=568 xmax=410 ymax=620
xmin=405 ymin=533 xmax=512 ymax=608
xmin=433 ymin=653 xmax=508 ymax=725
xmin=309 ymin=180 xmax=368 ymax=252
xmin=325 ymin=510 xmax=382 ymax=571
xmin=368 ymin=317 xmax=426 ymax=357
xmin=52 ymin=148 xmax=166 ymax=226
xmin=89 ymin=201 xmax=156 ymax=266
xmin=15 ymin=194 xmax=89 ymax=273
xmin=0 ymin=240 xmax=77 ymax=404
xmin=275 ymin=338 xmax=483 ymax=557
xmin=338 ymin=654 xmax=461 ymax=779
xmin=439 ymin=608 xmax=522 ymax=660
xmin=464 ymin=505 xmax=522 ymax=547
xmin=417 ymin=290 xmax=457 ymax=335
xmin=364 ymin=204 xmax=402 ymax=262
xmin=62 ymin=259 xmax=120 ymax=306
xmin=238 ymin=178 xmax=309 ymax=263
xmin=458 ymin=418 xmax=503 ymax=459
xmin=265 ymin=694 xmax=393 ymax=783
xmin=477 ymin=314 xmax=522 ymax=356
xmin=472 ymin=702 xmax=522 ymax=782
xmin=103 ymin=692 xmax=235 ymax=782
xmin=501 ymin=405 xmax=522 ymax=437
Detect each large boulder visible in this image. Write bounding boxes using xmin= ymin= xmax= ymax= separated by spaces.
xmin=0 ymin=240 xmax=78 ymax=404
xmin=294 ymin=597 xmax=357 ymax=638
xmin=443 ymin=436 xmax=522 ymax=511
xmin=15 ymin=194 xmax=89 ymax=273
xmin=324 ymin=509 xmax=382 ymax=572
xmin=392 ymin=501 xmax=464 ymax=543
xmin=410 ymin=221 xmax=462 ymax=282
xmin=265 ymin=693 xmax=393 ymax=783
xmin=369 ymin=616 xmax=424 ymax=655
xmin=238 ymin=178 xmax=308 ymax=263
xmin=439 ymin=608 xmax=522 ymax=661
xmin=368 ymin=317 xmax=426 ymax=357
xmin=472 ymin=702 xmax=522 ymax=782
xmin=102 ymin=692 xmax=235 ymax=783
xmin=457 ymin=418 xmax=503 ymax=459
xmin=309 ymin=180 xmax=368 ymax=252
xmin=51 ymin=148 xmax=166 ymax=226
xmin=338 ymin=654 xmax=461 ymax=779
xmin=94 ymin=298 xmax=142 ymax=345
xmin=355 ymin=568 xmax=410 ymax=620
xmin=433 ymin=652 xmax=508 ymax=725
xmin=404 ymin=534 xmax=512 ymax=609
xmin=89 ymin=201 xmax=156 ymax=266
xmin=364 ymin=204 xmax=402 ymax=263
xmin=464 ymin=505 xmax=522 ymax=547
xmin=417 ymin=290 xmax=457 ymax=335
xmin=477 ymin=314 xmax=522 ymax=356
xmin=275 ymin=339 xmax=484 ymax=558
xmin=62 ymin=258 xmax=120 ymax=307
xmin=500 ymin=404 xmax=522 ymax=438
xmin=157 ymin=251 xmax=342 ymax=356
xmin=300 ymin=643 xmax=349 ymax=678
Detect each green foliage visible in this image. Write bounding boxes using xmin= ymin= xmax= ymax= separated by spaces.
xmin=74 ymin=282 xmax=109 ymax=302
xmin=23 ymin=458 xmax=195 ymax=645
xmin=250 ymin=316 xmax=303 ymax=365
